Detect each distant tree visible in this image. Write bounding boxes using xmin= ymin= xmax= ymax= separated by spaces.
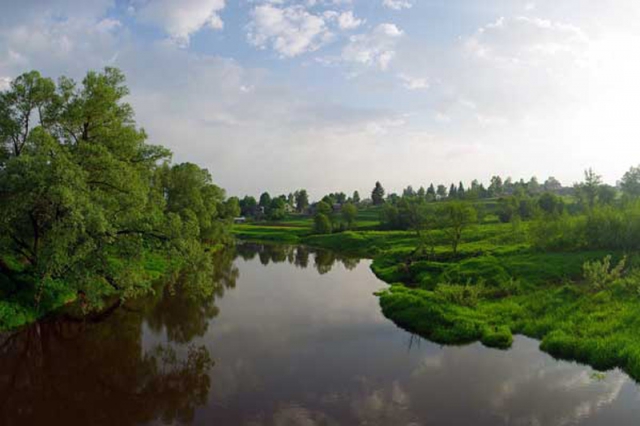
xmin=417 ymin=186 xmax=426 ymax=199
xmin=223 ymin=197 xmax=241 ymax=218
xmin=439 ymin=202 xmax=477 ymax=255
xmin=598 ymin=185 xmax=617 ymax=206
xmin=449 ymin=184 xmax=457 ymax=199
xmin=352 ymin=190 xmax=361 ymax=204
xmin=620 ymin=166 xmax=640 ymax=199
xmin=334 ymin=192 xmax=347 ymax=204
xmin=457 ymin=182 xmax=465 ymax=198
xmin=372 ymin=182 xmax=385 ymax=205
xmin=543 ymin=176 xmax=563 ymax=192
xmin=538 ymin=192 xmax=564 ymax=216
xmin=259 ymin=192 xmax=271 ymax=209
xmin=528 ymin=177 xmax=541 ymax=195
xmin=504 ymin=177 xmax=514 ymax=194
xmin=436 ymin=184 xmax=448 ymax=198
xmin=341 ymin=203 xmax=358 ymax=230
xmin=268 ymin=197 xmax=286 ymax=220
xmin=322 ymin=195 xmax=336 ymax=206
xmin=427 ymin=184 xmax=436 ymax=199
xmin=402 ymin=185 xmax=416 ymax=198
xmin=489 ymin=176 xmax=504 ymax=197
xmin=575 ymin=168 xmax=603 ymax=210
xmin=313 ymin=214 xmax=332 ymax=234
xmin=295 ymin=189 xmax=309 ymax=213
xmin=287 ymin=193 xmax=295 ymax=208
xmin=316 ymin=201 xmax=332 ymax=216
xmin=240 ymin=196 xmax=257 ymax=217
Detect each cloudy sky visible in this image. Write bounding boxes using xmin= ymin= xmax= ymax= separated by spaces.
xmin=1 ymin=0 xmax=639 ymax=198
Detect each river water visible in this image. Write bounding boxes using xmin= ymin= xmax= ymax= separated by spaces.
xmin=1 ymin=243 xmax=639 ymax=425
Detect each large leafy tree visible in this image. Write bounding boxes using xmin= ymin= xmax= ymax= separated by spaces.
xmin=0 ymin=68 xmax=230 ymax=309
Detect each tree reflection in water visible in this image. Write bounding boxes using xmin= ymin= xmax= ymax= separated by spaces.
xmin=236 ymin=242 xmax=360 ymax=274
xmin=0 ymin=243 xmax=356 ymax=425
xmin=0 ymin=248 xmax=239 ymax=426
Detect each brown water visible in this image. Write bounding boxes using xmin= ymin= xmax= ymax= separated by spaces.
xmin=1 ymin=243 xmax=640 ymax=425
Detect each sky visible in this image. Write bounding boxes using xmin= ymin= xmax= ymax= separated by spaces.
xmin=1 ymin=0 xmax=639 ymax=198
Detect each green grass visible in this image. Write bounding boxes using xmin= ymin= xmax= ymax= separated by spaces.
xmin=234 ymin=206 xmax=640 ymax=381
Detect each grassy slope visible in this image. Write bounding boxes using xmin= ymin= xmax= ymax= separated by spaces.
xmin=234 ymin=206 xmax=640 ymax=381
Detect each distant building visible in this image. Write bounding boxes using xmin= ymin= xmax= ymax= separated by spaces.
xmin=234 ymin=217 xmax=247 ymax=224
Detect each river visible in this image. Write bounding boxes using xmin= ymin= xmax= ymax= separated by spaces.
xmin=1 ymin=243 xmax=639 ymax=425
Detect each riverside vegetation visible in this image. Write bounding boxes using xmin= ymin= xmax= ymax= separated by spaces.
xmin=0 ymin=69 xmax=239 ymax=330
xmin=235 ymin=172 xmax=640 ymax=381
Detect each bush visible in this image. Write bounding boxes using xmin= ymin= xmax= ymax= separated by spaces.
xmin=313 ymin=213 xmax=332 ymax=234
xmin=583 ymin=255 xmax=626 ymax=291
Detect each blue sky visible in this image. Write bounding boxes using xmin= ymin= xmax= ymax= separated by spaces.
xmin=1 ymin=0 xmax=640 ymax=198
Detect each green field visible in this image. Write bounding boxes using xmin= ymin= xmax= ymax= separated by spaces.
xmin=234 ymin=203 xmax=640 ymax=381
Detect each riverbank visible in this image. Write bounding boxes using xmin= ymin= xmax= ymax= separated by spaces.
xmin=0 ymin=251 xmax=173 ymax=332
xmin=233 ymin=212 xmax=640 ymax=381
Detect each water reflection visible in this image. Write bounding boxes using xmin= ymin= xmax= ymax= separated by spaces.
xmin=0 ymin=249 xmax=238 ymax=426
xmin=1 ymin=243 xmax=640 ymax=426
xmin=236 ymin=242 xmax=360 ymax=274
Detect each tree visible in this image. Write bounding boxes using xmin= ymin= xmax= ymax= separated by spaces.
xmin=489 ymin=176 xmax=503 ymax=197
xmin=417 ymin=186 xmax=426 ymax=199
xmin=268 ymin=197 xmax=286 ymax=220
xmin=620 ymin=166 xmax=640 ymax=199
xmin=439 ymin=202 xmax=477 ymax=255
xmin=372 ymin=182 xmax=385 ymax=205
xmin=342 ymin=203 xmax=358 ymax=230
xmin=259 ymin=192 xmax=271 ymax=209
xmin=402 ymin=185 xmax=415 ymax=198
xmin=544 ymin=176 xmax=562 ymax=192
xmin=575 ymin=168 xmax=603 ymax=210
xmin=427 ymin=184 xmax=436 ymax=199
xmin=295 ymin=189 xmax=309 ymax=212
xmin=527 ymin=177 xmax=541 ymax=195
xmin=0 ymin=70 xmax=56 ymax=157
xmin=457 ymin=182 xmax=466 ymax=198
xmin=239 ymin=196 xmax=257 ymax=217
xmin=0 ymin=68 xmax=230 ymax=312
xmin=538 ymin=192 xmax=564 ymax=216
xmin=352 ymin=190 xmax=361 ymax=204
xmin=449 ymin=184 xmax=457 ymax=199
xmin=436 ymin=185 xmax=448 ymax=198
xmin=316 ymin=201 xmax=332 ymax=216
xmin=313 ymin=214 xmax=332 ymax=234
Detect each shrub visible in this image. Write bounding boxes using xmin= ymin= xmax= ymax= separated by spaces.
xmin=583 ymin=255 xmax=626 ymax=291
xmin=313 ymin=213 xmax=332 ymax=234
xmin=434 ymin=282 xmax=484 ymax=307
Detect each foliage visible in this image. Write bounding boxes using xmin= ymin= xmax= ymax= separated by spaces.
xmin=0 ymin=68 xmax=234 ymax=327
xmin=439 ymin=202 xmax=477 ymax=254
xmin=583 ymin=255 xmax=626 ymax=292
xmin=313 ymin=213 xmax=332 ymax=235
xmin=371 ymin=181 xmax=385 ymax=205
xmin=341 ymin=202 xmax=358 ymax=229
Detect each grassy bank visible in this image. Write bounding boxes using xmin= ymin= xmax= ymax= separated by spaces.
xmin=234 ymin=207 xmax=640 ymax=381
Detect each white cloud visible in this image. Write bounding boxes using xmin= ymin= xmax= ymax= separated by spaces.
xmin=248 ymin=3 xmax=333 ymax=57
xmin=398 ymin=73 xmax=428 ymax=90
xmin=337 ymin=11 xmax=363 ymax=30
xmin=133 ymin=0 xmax=226 ymax=47
xmin=341 ymin=23 xmax=404 ymax=71
xmin=382 ymin=0 xmax=413 ymax=11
